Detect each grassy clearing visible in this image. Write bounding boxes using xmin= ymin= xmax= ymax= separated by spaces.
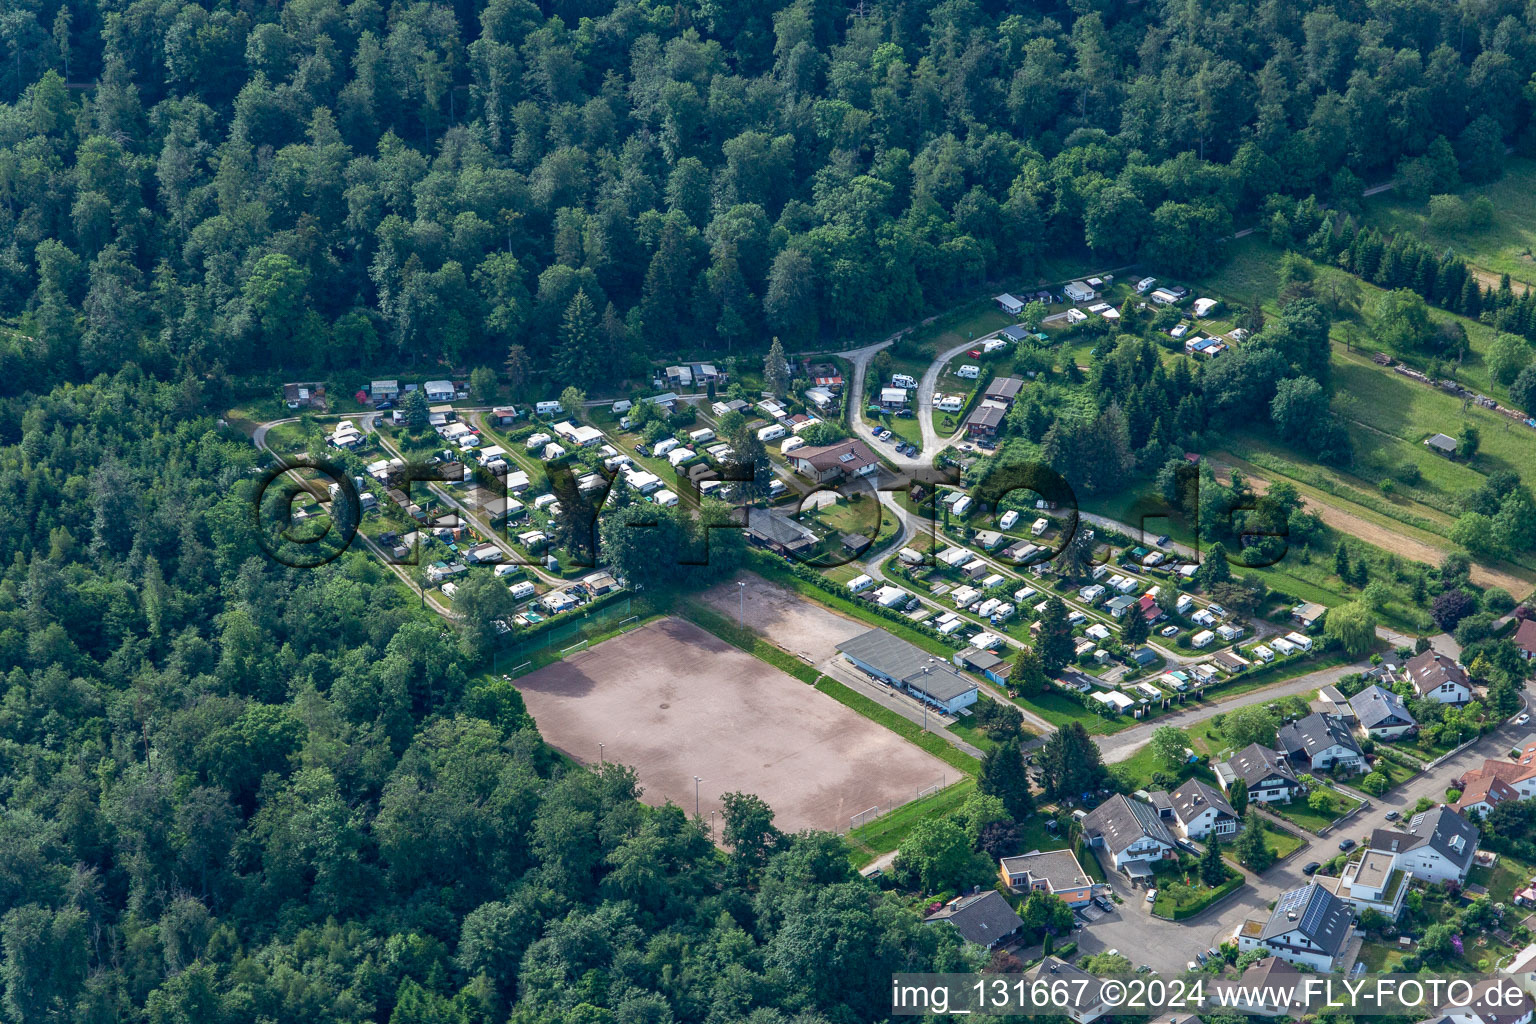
xmin=1333 ymin=349 xmax=1536 ymax=485
xmin=1361 ymin=158 xmax=1536 ymax=288
xmin=845 ymin=778 xmax=977 ymax=861
xmin=1216 ymin=819 xmax=1305 ymax=872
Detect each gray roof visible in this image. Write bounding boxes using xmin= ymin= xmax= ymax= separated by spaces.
xmin=1261 ymin=883 xmax=1353 ymax=956
xmin=985 ymin=377 xmax=1024 ymax=401
xmin=1023 ymin=957 xmax=1107 ymax=1010
xmin=1221 ymin=743 xmax=1299 ymax=790
xmin=1082 ymin=794 xmax=1177 ymax=857
xmin=1000 ymin=849 xmax=1092 ymax=892
xmin=1277 ymin=713 xmax=1362 ymax=762
xmin=925 ymin=890 xmax=1023 ymax=946
xmin=957 ymin=647 xmax=1006 ymax=673
xmin=1169 ymin=778 xmax=1235 ymax=825
xmin=966 ymin=405 xmax=1005 ymax=429
xmin=1350 ymin=684 xmax=1416 ymax=731
xmin=1371 ymin=806 xmax=1478 ymax=872
xmin=1425 ymin=433 xmax=1458 ymax=453
xmin=836 ymin=629 xmax=978 ymax=702
xmin=745 ymin=508 xmax=817 ymax=551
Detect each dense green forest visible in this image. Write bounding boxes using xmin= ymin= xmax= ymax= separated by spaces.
xmin=1 ymin=0 xmax=1535 ymax=396
xmin=5 ymin=0 xmax=1536 ymax=1020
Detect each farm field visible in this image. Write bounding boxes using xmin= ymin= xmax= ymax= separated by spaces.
xmin=514 ymin=617 xmax=953 ymax=834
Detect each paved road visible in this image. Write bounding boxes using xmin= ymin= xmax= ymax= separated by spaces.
xmin=1094 ymin=660 xmax=1370 ymax=763
xmin=1078 ymin=699 xmax=1536 ymax=974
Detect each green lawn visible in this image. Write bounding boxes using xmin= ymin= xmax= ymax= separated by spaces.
xmin=1269 ymin=787 xmax=1364 ymax=834
xmin=845 ymin=778 xmax=977 ymax=862
xmin=1153 ymin=870 xmax=1244 ymax=920
xmin=1015 ymin=689 xmax=1133 ymax=735
xmin=1468 ymin=853 xmax=1534 ymax=905
xmin=1356 ymin=940 xmax=1409 ymax=972
xmin=1222 ymin=816 xmax=1308 ymax=865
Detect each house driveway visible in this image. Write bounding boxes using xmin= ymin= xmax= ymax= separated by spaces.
xmin=1072 ymin=839 xmax=1322 ymax=975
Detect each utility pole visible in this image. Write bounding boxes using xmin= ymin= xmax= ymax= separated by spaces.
xmin=694 ymin=776 xmax=703 ymax=817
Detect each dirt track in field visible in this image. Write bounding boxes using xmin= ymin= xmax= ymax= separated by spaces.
xmin=1214 ymin=460 xmax=1533 ymax=599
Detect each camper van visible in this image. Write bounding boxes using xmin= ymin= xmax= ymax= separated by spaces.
xmin=535 ymin=400 xmax=563 ymax=416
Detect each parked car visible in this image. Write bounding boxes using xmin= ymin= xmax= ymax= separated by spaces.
xmin=375 ymin=400 xmax=394 ymax=410
xmin=1338 ymin=838 xmax=1356 ymax=851
xmin=1195 ymin=951 xmax=1208 ymax=965
xmin=1384 ymin=810 xmax=1400 ymax=821
xmin=1187 ymin=962 xmax=1199 ymax=972
xmin=1159 ymin=625 xmax=1179 ymax=637
xmin=1518 ymin=713 xmax=1531 ymax=726
xmin=1155 ymin=534 xmax=1170 ymax=545
xmin=1145 ymin=890 xmax=1156 ymax=903
xmin=633 ymin=443 xmax=650 ymax=455
xmin=1302 ymin=861 xmax=1321 ymax=875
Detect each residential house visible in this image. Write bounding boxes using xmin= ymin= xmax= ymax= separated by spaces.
xmin=1455 ymin=774 xmax=1519 ymax=817
xmin=1212 ymin=958 xmax=1301 ymax=1017
xmin=836 ymin=628 xmax=979 ymax=714
xmin=1456 ymin=746 xmax=1536 ymax=810
xmin=879 ymin=386 xmax=909 ymax=409
xmin=1315 ymin=846 xmax=1411 ymax=921
xmin=788 ymin=439 xmax=879 ymax=483
xmin=1427 ymin=980 xmax=1536 ymax=1024
xmin=1082 ymin=794 xmax=1179 ymax=878
xmin=1215 ymin=743 xmax=1302 ymax=803
xmin=1515 ymin=619 xmax=1536 ymax=661
xmin=1277 ymin=713 xmax=1366 ymax=773
xmin=965 ymin=405 xmax=1005 ymax=439
xmin=1366 ymin=806 xmax=1479 ymax=885
xmin=1235 ymin=882 xmax=1354 ymax=971
xmin=424 ymin=379 xmax=455 ymax=401
xmin=1404 ymin=650 xmax=1473 ymax=705
xmin=1206 ymin=651 xmax=1247 ymax=675
xmin=984 ymin=377 xmax=1024 ymax=406
xmin=1155 ymin=778 xmax=1238 ymax=840
xmin=1021 ymin=958 xmax=1109 ymax=1024
xmin=999 ymin=849 xmax=1096 ymax=906
xmin=370 ymin=380 xmax=400 ymax=401
xmin=1349 ymin=685 xmax=1417 ymax=740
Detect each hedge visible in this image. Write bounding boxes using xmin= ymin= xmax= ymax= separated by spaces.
xmin=1160 ymin=872 xmax=1246 ymax=921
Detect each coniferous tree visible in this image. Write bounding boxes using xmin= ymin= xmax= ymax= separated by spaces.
xmin=979 ymin=737 xmax=1035 ymax=820
xmin=1201 ymin=832 xmax=1227 ymax=886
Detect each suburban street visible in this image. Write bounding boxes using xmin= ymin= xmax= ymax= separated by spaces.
xmin=1073 ymin=703 xmax=1536 ymax=975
